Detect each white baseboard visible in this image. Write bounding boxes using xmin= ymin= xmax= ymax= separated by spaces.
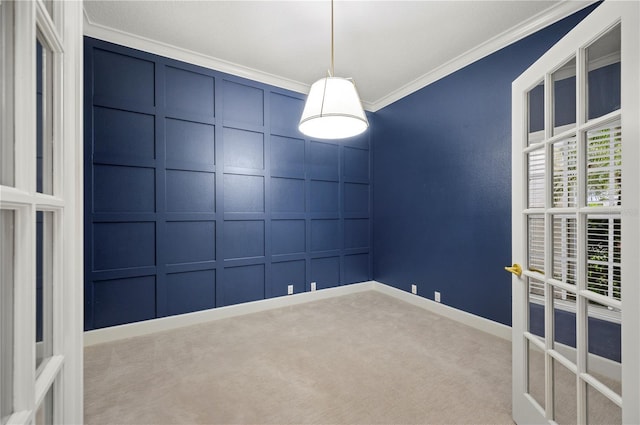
xmin=84 ymin=280 xmax=621 ymax=383
xmin=371 ymin=283 xmax=620 ymax=382
xmin=83 ymin=281 xmax=376 ymax=346
xmin=371 ymin=281 xmax=512 ymax=341
xmin=84 ymin=280 xmax=511 ymax=346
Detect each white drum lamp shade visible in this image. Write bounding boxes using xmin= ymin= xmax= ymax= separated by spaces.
xmin=298 ymin=77 xmax=369 ymax=140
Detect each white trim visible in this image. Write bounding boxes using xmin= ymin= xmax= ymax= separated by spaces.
xmin=530 ymin=295 xmax=621 ymax=324
xmin=372 ymin=281 xmax=511 ymax=341
xmin=552 ymin=51 xmax=620 ymax=81
xmin=553 ymin=341 xmax=621 ymax=384
xmin=84 ymin=280 xmax=511 ymax=345
xmin=82 ymin=2 xmax=595 ymax=113
xmin=81 ymin=280 xmax=622 ymax=382
xmin=512 ymin=2 xmax=638 ymax=422
xmin=1 ymin=1 xmax=84 ymax=424
xmin=5 ymin=411 xmax=31 ymax=425
xmin=369 ymin=1 xmax=597 ymax=111
xmin=620 ymin=0 xmax=640 ymax=421
xmin=36 ymin=2 xmax=62 ymax=54
xmin=84 ymin=281 xmax=376 ymax=346
xmin=12 ymin=2 xmax=37 ymax=416
xmin=60 ymin=2 xmax=84 ymax=423
xmin=33 ymin=355 xmax=62 ymax=409
xmin=0 ymin=0 xmax=15 ymax=188
xmin=0 ymin=210 xmax=14 ymax=424
xmin=82 ymin=10 xmax=309 ymax=97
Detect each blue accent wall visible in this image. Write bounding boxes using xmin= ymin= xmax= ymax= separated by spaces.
xmin=83 ymin=3 xmax=620 ymax=362
xmin=84 ymin=38 xmax=372 ymax=330
xmin=372 ymin=5 xmax=598 ymax=326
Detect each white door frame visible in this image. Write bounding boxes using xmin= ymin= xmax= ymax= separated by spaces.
xmin=511 ymin=1 xmax=640 ymax=423
xmin=0 ymin=0 xmax=84 ymax=424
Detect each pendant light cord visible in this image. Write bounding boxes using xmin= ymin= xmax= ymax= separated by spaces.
xmin=330 ymin=0 xmax=334 ymax=77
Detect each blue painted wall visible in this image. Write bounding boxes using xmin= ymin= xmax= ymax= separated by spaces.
xmin=372 ymin=5 xmax=599 ymax=326
xmin=84 ymin=3 xmax=620 ymax=360
xmin=84 ymin=38 xmax=372 ymax=330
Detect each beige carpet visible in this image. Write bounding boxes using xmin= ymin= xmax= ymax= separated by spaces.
xmin=84 ymin=291 xmax=514 ymax=424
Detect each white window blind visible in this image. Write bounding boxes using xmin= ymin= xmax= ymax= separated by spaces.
xmin=553 ymin=215 xmax=577 ymax=300
xmin=553 ymin=137 xmax=578 ymax=208
xmin=529 ymin=123 xmax=622 ymax=307
xmin=528 ymin=149 xmax=545 ymax=208
xmin=528 ymin=215 xmax=545 ymax=275
xmin=587 ymin=215 xmax=621 ymax=300
xmin=587 ymin=125 xmax=622 ymax=207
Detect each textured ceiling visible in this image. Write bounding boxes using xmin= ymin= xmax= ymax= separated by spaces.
xmin=83 ymin=0 xmax=593 ymax=110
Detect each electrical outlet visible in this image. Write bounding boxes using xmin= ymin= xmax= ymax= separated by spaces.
xmin=287 ymin=284 xmax=294 ymax=295
xmin=311 ymin=281 xmax=317 ymax=291
xmin=411 ymin=284 xmax=417 ymax=295
xmin=435 ymin=291 xmax=441 ymax=303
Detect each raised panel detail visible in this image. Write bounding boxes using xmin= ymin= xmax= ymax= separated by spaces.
xmin=311 ymin=219 xmax=340 ymax=252
xmin=224 ymin=174 xmax=264 ymax=212
xmin=224 ymin=128 xmax=264 ymax=170
xmin=310 ymin=180 xmax=338 ymax=213
xmin=223 ymin=80 xmax=264 ymax=126
xmin=94 ymin=107 xmax=155 ymax=160
xmin=165 ymin=118 xmax=215 ymax=166
xmin=344 ymin=253 xmax=369 ymax=284
xmin=272 ymin=260 xmax=305 ymax=296
xmin=222 ymin=264 xmax=265 ymax=306
xmin=93 ymin=165 xmax=155 ymax=213
xmin=166 ymin=270 xmax=215 ymax=315
xmin=344 ymin=183 xmax=369 ymax=214
xmin=93 ymin=48 xmax=154 ymax=106
xmin=310 ymin=256 xmax=340 ymax=290
xmin=93 ymin=222 xmax=155 ymax=271
xmin=166 ymin=170 xmax=215 ymax=212
xmin=271 ymin=178 xmax=304 ymax=213
xmin=272 ymin=220 xmax=305 ymax=255
xmin=309 ymin=141 xmax=339 ymax=180
xmin=270 ymin=93 xmax=304 ymax=134
xmin=344 ymin=147 xmax=369 ymax=181
xmin=344 ymin=219 xmax=369 ymax=249
xmin=165 ymin=66 xmax=214 ymax=117
xmin=85 ymin=38 xmax=371 ymax=331
xmin=271 ymin=135 xmax=305 ymax=177
xmin=223 ymin=221 xmax=264 ymax=259
xmin=93 ymin=276 xmax=156 ymax=328
xmin=165 ymin=221 xmax=215 ymax=265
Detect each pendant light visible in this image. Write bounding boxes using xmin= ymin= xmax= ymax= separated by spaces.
xmin=298 ymin=0 xmax=368 ymax=140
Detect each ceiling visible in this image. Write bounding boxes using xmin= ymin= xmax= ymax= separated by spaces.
xmin=83 ymin=0 xmax=593 ymax=111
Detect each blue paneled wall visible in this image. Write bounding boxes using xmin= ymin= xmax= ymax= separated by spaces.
xmin=84 ymin=38 xmax=371 ymax=330
xmin=84 ymin=4 xmax=618 ymax=357
xmin=372 ymin=6 xmax=598 ymax=326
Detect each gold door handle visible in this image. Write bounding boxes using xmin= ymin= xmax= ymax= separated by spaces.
xmin=504 ymin=263 xmax=522 ymax=277
xmin=528 ymin=267 xmax=544 ymax=274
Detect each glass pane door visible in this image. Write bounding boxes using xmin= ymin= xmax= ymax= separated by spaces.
xmin=511 ymin=2 xmax=639 ymax=423
xmin=0 ymin=1 xmax=84 ymax=424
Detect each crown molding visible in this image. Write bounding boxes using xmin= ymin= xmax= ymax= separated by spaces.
xmin=83 ymin=8 xmax=310 ymax=97
xmin=83 ymin=2 xmax=596 ymax=114
xmin=368 ymin=1 xmax=597 ymax=112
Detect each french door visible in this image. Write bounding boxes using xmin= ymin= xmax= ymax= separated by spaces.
xmin=0 ymin=1 xmax=83 ymax=424
xmin=510 ymin=1 xmax=639 ymax=424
